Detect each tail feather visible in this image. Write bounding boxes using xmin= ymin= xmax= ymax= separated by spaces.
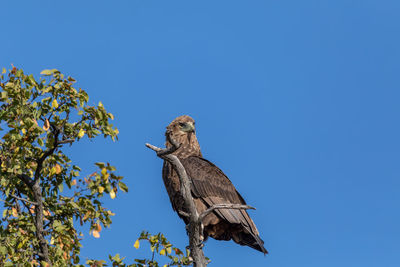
xmin=233 ymin=231 xmax=268 ymax=254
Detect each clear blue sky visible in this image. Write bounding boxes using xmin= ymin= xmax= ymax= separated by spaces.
xmin=1 ymin=1 xmax=400 ymax=266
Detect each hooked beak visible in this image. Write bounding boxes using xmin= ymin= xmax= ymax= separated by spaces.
xmin=182 ymin=122 xmax=195 ymax=142
xmin=182 ymin=122 xmax=195 ymax=133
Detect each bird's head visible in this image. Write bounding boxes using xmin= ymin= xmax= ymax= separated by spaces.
xmin=165 ymin=115 xmax=201 ymax=158
xmin=167 ymin=115 xmax=196 ymax=134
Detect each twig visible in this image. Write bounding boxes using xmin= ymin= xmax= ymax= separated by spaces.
xmin=57 ymin=139 xmax=74 ymax=145
xmin=9 ymin=194 xmax=38 ymax=205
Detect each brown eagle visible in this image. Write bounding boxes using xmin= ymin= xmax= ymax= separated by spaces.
xmin=162 ymin=115 xmax=267 ymax=254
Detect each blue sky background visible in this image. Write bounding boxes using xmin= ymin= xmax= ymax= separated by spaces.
xmin=1 ymin=1 xmax=400 ymax=266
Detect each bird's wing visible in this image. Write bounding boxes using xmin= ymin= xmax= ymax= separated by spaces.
xmin=180 ymin=156 xmax=260 ymax=235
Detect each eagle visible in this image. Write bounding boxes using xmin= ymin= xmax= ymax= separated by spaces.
xmin=162 ymin=115 xmax=267 ymax=254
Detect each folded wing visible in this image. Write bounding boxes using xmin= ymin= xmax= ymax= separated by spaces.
xmin=180 ymin=156 xmax=268 ymax=254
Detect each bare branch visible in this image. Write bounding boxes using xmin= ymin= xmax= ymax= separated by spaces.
xmin=9 ymin=194 xmax=38 ymax=206
xmin=145 ymin=135 xmax=180 ymax=157
xmin=145 ymin=143 xmax=162 ymax=152
xmin=57 ymin=139 xmax=74 ymax=145
xmin=146 ymin=141 xmax=205 ymax=267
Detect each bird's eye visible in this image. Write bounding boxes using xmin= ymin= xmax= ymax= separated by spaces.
xmin=179 ymin=122 xmax=185 ymax=127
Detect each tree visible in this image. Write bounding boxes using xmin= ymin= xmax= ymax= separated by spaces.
xmin=0 ymin=67 xmax=190 ymax=266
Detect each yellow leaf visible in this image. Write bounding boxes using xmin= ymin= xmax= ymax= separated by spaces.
xmin=92 ymin=230 xmax=100 ymax=238
xmin=101 ymin=168 xmax=107 ymax=176
xmin=71 ymin=179 xmax=77 ymax=186
xmin=78 ymin=129 xmax=85 ymax=138
xmin=50 ymin=166 xmax=56 ymax=176
xmin=52 ymin=99 xmax=58 ymax=109
xmin=55 ymin=164 xmax=62 ymax=174
xmin=40 ymin=69 xmax=53 ymax=76
xmin=50 ymin=236 xmax=55 ymax=245
xmin=2 ymin=68 xmax=6 ymax=74
xmin=21 ymin=128 xmax=26 ymax=134
xmin=107 ymin=210 xmax=115 ymax=216
xmin=43 ymin=119 xmax=50 ymax=131
xmin=133 ymin=239 xmax=140 ymax=249
xmin=96 ymin=223 xmax=102 ymax=232
xmin=12 ymin=207 xmax=18 ymax=217
xmin=98 ymin=186 xmax=104 ymax=193
xmin=109 ymin=190 xmax=116 ymax=199
xmin=163 ymin=265 xmax=168 ymax=267
xmin=83 ymin=211 xmax=91 ymax=221
xmin=159 ymin=249 xmax=166 ymax=255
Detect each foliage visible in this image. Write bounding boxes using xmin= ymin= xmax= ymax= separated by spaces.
xmin=0 ymin=66 xmax=123 ymax=265
xmin=86 ymin=231 xmax=192 ymax=267
xmin=0 ymin=67 xmax=190 ymax=266
xmin=131 ymin=231 xmax=192 ymax=267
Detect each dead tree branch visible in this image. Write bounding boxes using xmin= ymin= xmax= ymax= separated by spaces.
xmin=146 ymin=140 xmax=207 ymax=267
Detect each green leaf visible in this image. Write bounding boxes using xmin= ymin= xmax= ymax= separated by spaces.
xmin=37 ymin=138 xmax=44 ymax=146
xmin=95 ymin=162 xmax=106 ymax=168
xmin=118 ymin=181 xmax=128 ymax=193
